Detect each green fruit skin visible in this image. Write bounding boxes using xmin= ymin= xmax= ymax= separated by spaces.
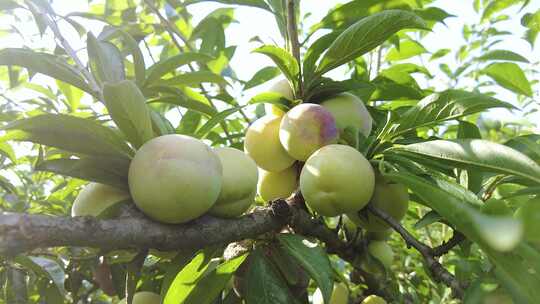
xmin=313 ymin=282 xmax=349 ymax=304
xmin=361 ymin=295 xmax=387 ymax=304
xmin=367 ymin=229 xmax=392 ymax=241
xmin=482 ymin=289 xmax=514 ymax=304
xmin=321 ymin=92 xmax=373 ymax=137
xmin=209 ymin=147 xmax=258 ymax=218
xmin=271 ymin=79 xmax=294 ymax=100
xmin=514 ymin=197 xmax=540 ymax=243
xmin=244 ymin=115 xmax=296 ymax=172
xmin=348 ymin=173 xmax=409 ymax=232
xmin=300 ymin=144 xmax=375 ymax=216
xmin=128 ymin=134 xmax=222 ymax=224
xmin=368 ymin=241 xmax=394 ymax=269
xmin=118 ymin=291 xmax=161 ymax=304
xmin=279 ymin=104 xmax=339 ymax=161
xmin=71 ymin=183 xmax=129 ymax=217
xmin=257 ymin=165 xmax=298 ymax=202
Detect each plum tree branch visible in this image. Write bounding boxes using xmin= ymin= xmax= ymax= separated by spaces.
xmin=0 ymin=202 xmax=286 ymax=256
xmin=367 ymin=205 xmax=465 ymax=298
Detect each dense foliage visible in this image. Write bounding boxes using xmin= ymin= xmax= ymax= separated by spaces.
xmin=0 ymin=0 xmax=539 ymax=303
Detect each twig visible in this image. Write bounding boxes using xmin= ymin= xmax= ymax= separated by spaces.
xmin=286 ymin=0 xmax=303 ymax=97
xmin=432 ymin=231 xmax=465 ymax=256
xmin=37 ymin=5 xmax=101 ymax=95
xmin=367 ymin=205 xmax=465 ymax=298
xmin=125 ymin=250 xmax=148 ymax=304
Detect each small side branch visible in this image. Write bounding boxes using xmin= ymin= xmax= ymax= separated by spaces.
xmin=367 ymin=205 xmax=465 ymax=298
xmin=286 ymin=0 xmax=303 ymax=97
xmin=432 ymin=232 xmax=465 ymax=256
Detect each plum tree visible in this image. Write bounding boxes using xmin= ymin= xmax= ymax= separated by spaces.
xmin=128 ymin=134 xmax=222 ymax=224
xmin=514 ymin=198 xmax=540 ymax=243
xmin=265 ymin=79 xmax=294 ymax=117
xmin=279 ymin=104 xmax=339 ymax=161
xmin=118 ymin=291 xmax=161 ymax=304
xmin=347 ymin=173 xmax=409 ymax=232
xmin=257 ymin=165 xmax=298 ymax=201
xmin=321 ymin=93 xmax=373 ymax=137
xmin=209 ymin=147 xmax=258 ymax=217
xmin=312 ymin=282 xmax=349 ymax=304
xmin=300 ymin=144 xmax=375 ymax=216
xmin=361 ymin=295 xmax=387 ymax=304
xmin=71 ymin=183 xmax=129 ymax=217
xmin=244 ymin=115 xmax=296 ymax=172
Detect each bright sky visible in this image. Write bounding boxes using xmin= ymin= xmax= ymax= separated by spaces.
xmin=1 ymin=0 xmax=539 ymax=127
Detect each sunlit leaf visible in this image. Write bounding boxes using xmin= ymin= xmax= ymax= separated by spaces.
xmin=483 ymin=62 xmax=533 ymax=96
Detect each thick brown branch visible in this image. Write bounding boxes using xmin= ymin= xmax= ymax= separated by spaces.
xmin=0 ymin=201 xmax=289 ymax=256
xmin=367 ymin=205 xmax=465 ymax=298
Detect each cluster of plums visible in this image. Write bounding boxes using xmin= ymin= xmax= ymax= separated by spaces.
xmin=70 ymin=80 xmax=411 ymax=303
xmin=246 ymin=80 xmax=409 ymax=232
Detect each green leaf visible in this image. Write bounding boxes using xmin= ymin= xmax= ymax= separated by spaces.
xmin=150 ymin=110 xmax=176 ymax=136
xmin=277 ymin=234 xmax=334 ymax=304
xmin=391 ymin=90 xmax=514 ymax=137
xmin=483 ymin=62 xmax=532 ymax=96
xmin=385 ymin=39 xmax=427 ymax=61
xmin=145 ymin=53 xmax=213 ymax=86
xmin=195 ymin=107 xmax=243 ymax=139
xmin=57 ymin=81 xmax=83 ymax=112
xmin=391 ymin=139 xmax=540 ymax=184
xmin=387 ymin=172 xmax=522 ymax=252
xmin=253 ymin=45 xmax=299 ymax=88
xmin=0 ymin=0 xmax=21 ymax=10
xmin=160 ymin=71 xmax=227 ymax=87
xmin=303 ymin=31 xmax=340 ymax=83
xmin=316 ymin=10 xmax=426 ymax=76
xmin=457 ymin=121 xmax=483 ymax=192
xmin=103 ymin=80 xmax=154 ymax=148
xmin=505 ymin=134 xmax=540 ymax=163
xmin=1 ymin=114 xmax=133 ymax=159
xmin=184 ymin=0 xmax=271 ymax=11
xmin=35 ymin=157 xmax=129 ymax=190
xmin=98 ymin=27 xmax=146 ymax=86
xmin=181 ymin=254 xmax=247 ymax=304
xmin=476 ymin=50 xmax=529 ymax=63
xmin=0 ymin=141 xmax=16 ymax=163
xmin=244 ymin=66 xmax=281 ymax=90
xmin=0 ymin=48 xmax=94 ymax=95
xmin=482 ymin=0 xmax=526 ymax=21
xmin=163 ymin=248 xmax=219 ymax=304
xmin=386 ymin=171 xmax=540 ymax=304
xmin=87 ymin=33 xmax=125 ymax=84
xmin=429 ymin=48 xmax=451 ymax=61
xmin=414 ymin=7 xmax=455 ymax=26
xmin=305 ymin=78 xmax=374 ymax=103
xmin=414 ymin=211 xmax=442 ymax=229
xmin=15 ymin=255 xmax=65 ymax=296
xmin=248 ymin=92 xmax=291 ymax=108
xmin=311 ymin=0 xmax=414 ymax=31
xmin=243 ymin=249 xmax=296 ymax=304
xmin=148 ymin=96 xmax=217 ymax=117
xmin=160 ymin=250 xmax=200 ymax=298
